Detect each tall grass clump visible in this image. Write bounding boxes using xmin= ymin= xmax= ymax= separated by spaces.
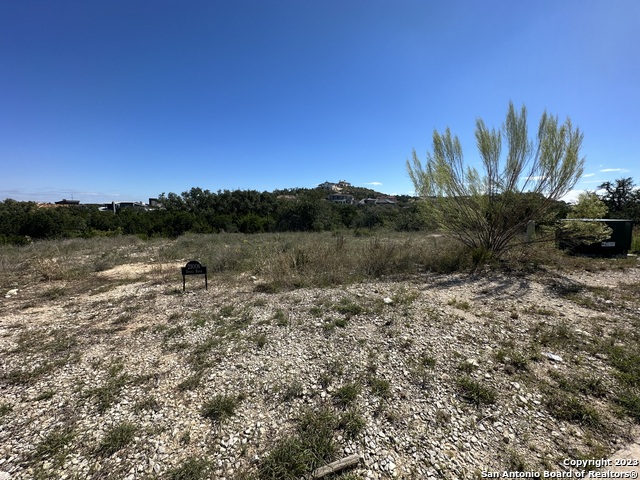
xmin=258 ymin=407 xmax=339 ymax=480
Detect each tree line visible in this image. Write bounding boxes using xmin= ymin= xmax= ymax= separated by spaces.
xmin=0 ymin=187 xmax=425 ymax=244
xmin=1 ymin=178 xmax=637 ymax=246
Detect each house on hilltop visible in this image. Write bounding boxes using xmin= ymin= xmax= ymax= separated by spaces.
xmin=318 ymin=180 xmax=352 ymax=191
xmin=318 ymin=181 xmax=338 ymax=190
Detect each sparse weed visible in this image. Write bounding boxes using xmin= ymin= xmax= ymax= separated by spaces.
xmin=532 ymin=320 xmax=578 ymax=349
xmin=85 ymin=362 xmax=129 ymax=413
xmin=333 ymin=382 xmax=362 ymax=408
xmin=273 ymin=308 xmax=289 ymax=326
xmin=282 ymin=380 xmax=305 ymax=402
xmin=368 ymin=376 xmax=391 ymax=399
xmin=177 ymin=373 xmax=203 ymax=392
xmin=201 ymin=394 xmax=243 ymax=423
xmin=0 ymin=403 xmax=13 ymax=418
xmin=164 ymin=456 xmax=212 ymax=480
xmin=505 ymin=448 xmax=529 ymax=472
xmin=615 ymin=391 xmax=640 ymax=421
xmin=456 ymin=377 xmax=497 ymax=406
xmin=494 ymin=348 xmax=529 ymax=373
xmin=411 ymin=365 xmax=433 ymax=389
xmin=252 ymin=333 xmax=268 ymax=348
xmin=447 ymin=297 xmax=471 ymax=310
xmin=258 ymin=436 xmax=313 ymax=480
xmin=604 ymin=344 xmax=640 ymax=388
xmin=31 ymin=425 xmax=75 ymax=465
xmin=333 ymin=298 xmax=364 ymax=318
xmin=546 ymin=394 xmax=602 ymax=428
xmin=530 ymin=306 xmax=555 ymax=316
xmin=134 ymin=396 xmax=160 ymax=413
xmin=163 ymin=325 xmax=186 ymax=340
xmin=333 ymin=318 xmax=348 ymax=328
xmin=435 ymin=409 xmax=451 ymax=424
xmin=41 ymin=286 xmax=67 ymax=300
xmin=34 ymin=390 xmax=56 ymax=401
xmin=419 ymin=353 xmax=437 ymax=368
xmin=549 ymin=370 xmax=608 ymax=398
xmin=191 ymin=312 xmax=208 ymax=327
xmin=96 ymin=421 xmax=137 ymax=457
xmin=339 ymin=409 xmax=366 ymax=439
xmin=457 ymin=360 xmax=478 ymax=374
xmin=391 ymin=286 xmax=420 ymax=305
xmin=189 ymin=336 xmax=221 ymax=367
xmin=259 ymin=406 xmax=339 ymax=480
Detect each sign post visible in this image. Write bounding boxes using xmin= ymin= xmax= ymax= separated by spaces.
xmin=181 ymin=260 xmax=208 ymax=291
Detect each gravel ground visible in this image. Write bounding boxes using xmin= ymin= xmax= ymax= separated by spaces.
xmin=1 ymin=259 xmax=640 ymax=479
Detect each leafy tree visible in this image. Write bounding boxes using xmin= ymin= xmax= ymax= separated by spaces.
xmin=598 ymin=177 xmax=640 ymax=221
xmin=237 ymin=213 xmax=266 ymax=233
xmin=557 ymin=192 xmax=612 ymax=250
xmin=570 ymin=191 xmax=608 ymax=219
xmin=20 ymin=209 xmax=66 ymax=238
xmin=407 ymin=102 xmax=584 ymax=258
xmin=0 ymin=199 xmax=36 ymax=238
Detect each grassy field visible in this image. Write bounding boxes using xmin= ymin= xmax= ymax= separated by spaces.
xmin=3 ymin=229 xmax=635 ymax=290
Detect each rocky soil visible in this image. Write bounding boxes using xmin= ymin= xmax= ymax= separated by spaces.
xmin=1 ymin=258 xmax=640 ymax=479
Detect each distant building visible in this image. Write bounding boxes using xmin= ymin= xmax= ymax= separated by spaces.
xmin=148 ymin=198 xmax=163 ymax=209
xmin=358 ymin=196 xmax=397 ymax=206
xmin=326 ymin=193 xmax=355 ymax=204
xmin=318 ymin=180 xmax=351 ymax=191
xmin=375 ymin=195 xmax=397 ymax=206
xmin=55 ymin=199 xmax=80 ymax=206
xmin=98 ymin=201 xmax=149 ymax=212
xmin=318 ymin=181 xmax=338 ymax=190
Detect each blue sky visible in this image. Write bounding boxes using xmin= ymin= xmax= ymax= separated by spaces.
xmin=1 ymin=0 xmax=639 ymax=204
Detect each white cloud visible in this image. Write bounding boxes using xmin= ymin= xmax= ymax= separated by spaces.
xmin=363 ymin=182 xmax=383 ymax=186
xmin=599 ymin=168 xmax=629 ymax=173
xmin=560 ymin=189 xmax=584 ymax=204
xmin=582 ymin=173 xmax=595 ymax=177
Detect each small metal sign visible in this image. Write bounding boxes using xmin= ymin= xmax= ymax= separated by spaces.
xmin=181 ymin=260 xmax=208 ymax=291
